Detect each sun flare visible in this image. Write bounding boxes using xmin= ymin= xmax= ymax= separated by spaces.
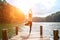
xmin=6 ymin=0 xmax=36 ymax=15
xmin=14 ymin=0 xmax=34 ymax=15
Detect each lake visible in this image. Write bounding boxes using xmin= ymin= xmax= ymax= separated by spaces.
xmin=33 ymin=22 xmax=60 ymax=40
xmin=21 ymin=22 xmax=60 ymax=40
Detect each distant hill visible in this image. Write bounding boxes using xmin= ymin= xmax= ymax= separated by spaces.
xmin=32 ymin=11 xmax=60 ymax=22
xmin=32 ymin=17 xmax=46 ymax=22
xmin=46 ymin=11 xmax=60 ymax=22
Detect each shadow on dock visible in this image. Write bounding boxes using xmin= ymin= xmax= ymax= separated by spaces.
xmin=21 ymin=33 xmax=31 ymax=40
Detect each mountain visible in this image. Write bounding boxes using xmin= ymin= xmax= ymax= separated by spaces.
xmin=46 ymin=11 xmax=60 ymax=22
xmin=32 ymin=11 xmax=60 ymax=22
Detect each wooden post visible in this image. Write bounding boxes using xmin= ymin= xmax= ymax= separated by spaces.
xmin=16 ymin=26 xmax=18 ymax=35
xmin=53 ymin=29 xmax=59 ymax=40
xmin=40 ymin=25 xmax=43 ymax=37
xmin=2 ymin=29 xmax=8 ymax=40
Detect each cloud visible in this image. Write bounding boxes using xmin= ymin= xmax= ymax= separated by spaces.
xmin=6 ymin=0 xmax=57 ymax=17
xmin=40 ymin=0 xmax=56 ymax=10
xmin=32 ymin=0 xmax=57 ymax=17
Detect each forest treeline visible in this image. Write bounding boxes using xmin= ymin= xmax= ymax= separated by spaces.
xmin=0 ymin=0 xmax=25 ymax=38
xmin=32 ymin=11 xmax=60 ymax=22
xmin=0 ymin=1 xmax=25 ymax=24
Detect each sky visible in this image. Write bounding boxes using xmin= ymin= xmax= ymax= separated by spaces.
xmin=6 ymin=0 xmax=60 ymax=17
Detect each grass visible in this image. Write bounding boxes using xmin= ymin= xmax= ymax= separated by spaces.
xmin=0 ymin=24 xmax=22 ymax=39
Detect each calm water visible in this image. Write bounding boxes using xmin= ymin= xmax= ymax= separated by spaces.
xmin=20 ymin=22 xmax=60 ymax=40
xmin=32 ymin=22 xmax=60 ymax=40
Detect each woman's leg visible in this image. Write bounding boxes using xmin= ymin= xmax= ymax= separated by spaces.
xmin=29 ymin=21 xmax=32 ymax=33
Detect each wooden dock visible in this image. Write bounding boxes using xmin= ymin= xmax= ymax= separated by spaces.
xmin=1 ymin=25 xmax=59 ymax=40
xmin=10 ymin=32 xmax=50 ymax=40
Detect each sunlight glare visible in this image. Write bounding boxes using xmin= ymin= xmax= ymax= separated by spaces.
xmin=10 ymin=0 xmax=37 ymax=15
xmin=7 ymin=0 xmax=38 ymax=14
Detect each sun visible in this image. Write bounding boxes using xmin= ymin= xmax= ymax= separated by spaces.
xmin=14 ymin=0 xmax=33 ymax=15
xmin=6 ymin=0 xmax=35 ymax=15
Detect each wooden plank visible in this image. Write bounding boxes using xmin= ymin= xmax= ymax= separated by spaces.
xmin=10 ymin=32 xmax=50 ymax=40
